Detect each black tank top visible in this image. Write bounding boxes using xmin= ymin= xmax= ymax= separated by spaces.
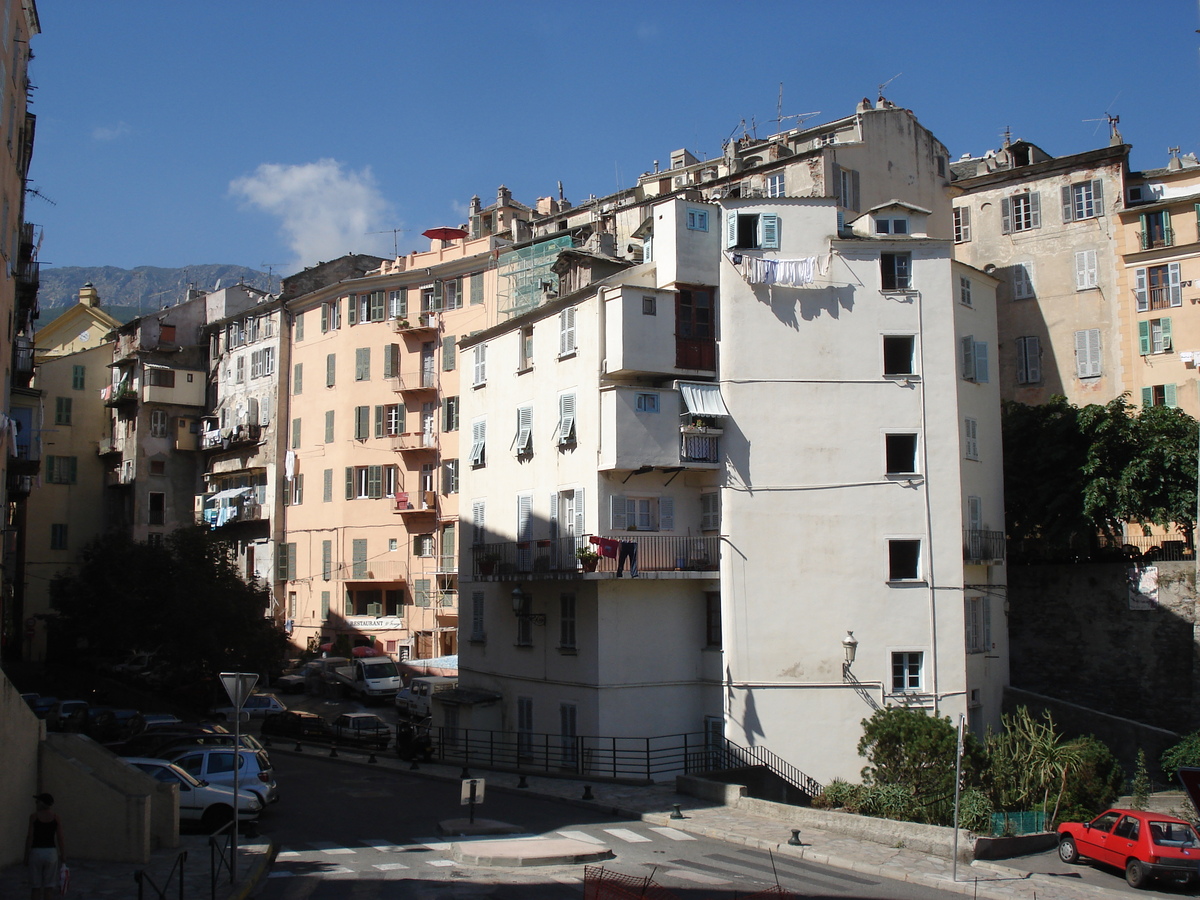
xmin=31 ymin=816 xmax=57 ymax=848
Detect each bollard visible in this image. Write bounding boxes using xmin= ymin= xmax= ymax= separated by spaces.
xmin=788 ymin=829 xmax=802 ymax=846
xmin=294 ymin=742 xmax=302 ymax=753
xmin=330 ymin=744 xmax=339 ymax=758
xmin=368 ymin=752 xmax=377 ymax=764
xmin=460 ymin=767 xmax=471 ymax=779
xmin=671 ymin=804 xmax=685 ymax=820
xmin=410 ymin=759 xmax=420 ymax=770
xmin=517 ymin=774 xmax=529 ymax=789
xmin=582 ymin=785 xmax=594 ymax=800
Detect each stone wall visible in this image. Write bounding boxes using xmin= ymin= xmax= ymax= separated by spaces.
xmin=1007 ymin=561 xmax=1199 ymax=762
xmin=0 ymin=673 xmax=41 ymax=867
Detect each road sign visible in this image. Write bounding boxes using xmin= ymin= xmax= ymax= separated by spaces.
xmin=460 ymin=778 xmax=485 ymax=805
xmin=218 ymin=672 xmax=258 ymax=709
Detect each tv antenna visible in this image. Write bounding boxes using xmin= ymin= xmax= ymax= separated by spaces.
xmin=24 ymin=184 xmax=55 ymax=206
xmin=260 ymin=263 xmax=284 ymax=294
xmin=774 ymin=83 xmax=820 ymax=133
xmin=1083 ymin=94 xmax=1123 ymax=143
xmin=877 ymin=72 xmax=902 ymax=102
xmin=368 ymin=227 xmax=410 ymax=257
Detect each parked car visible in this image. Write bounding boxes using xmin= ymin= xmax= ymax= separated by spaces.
xmin=261 ymin=710 xmax=334 ymax=742
xmin=209 ymin=693 xmax=286 ymax=722
xmin=330 ymin=712 xmax=391 ymax=749
xmin=165 ymin=746 xmax=279 ymax=806
xmin=112 ymin=652 xmax=156 ymax=679
xmin=123 ymin=758 xmax=261 ymax=832
xmin=81 ymin=707 xmax=140 ymax=743
xmin=117 ymin=725 xmax=230 ymax=758
xmin=139 ymin=713 xmax=183 ymax=728
xmin=46 ymin=699 xmax=90 ymax=731
xmin=275 ymin=661 xmax=321 ymax=694
xmin=1057 ymin=807 xmax=1200 ymax=888
xmin=30 ymin=696 xmax=58 ymax=719
xmin=153 ymin=732 xmax=268 ymax=761
xmin=20 ymin=692 xmax=39 ymax=711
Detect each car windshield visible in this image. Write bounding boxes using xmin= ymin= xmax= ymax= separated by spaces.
xmin=1150 ymin=822 xmax=1199 ymax=846
xmin=136 ymin=762 xmax=203 ymax=788
xmin=366 ymin=661 xmax=399 ymax=678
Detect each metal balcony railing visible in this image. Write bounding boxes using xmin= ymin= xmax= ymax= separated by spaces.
xmin=473 ymin=534 xmax=720 ymax=577
xmin=1138 ymin=226 xmax=1175 ymax=250
xmin=963 ymin=529 xmax=1005 ymax=563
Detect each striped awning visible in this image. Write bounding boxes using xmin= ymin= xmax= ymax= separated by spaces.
xmin=676 ymin=381 xmax=729 ymax=417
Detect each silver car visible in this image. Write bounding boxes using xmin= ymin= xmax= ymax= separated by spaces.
xmin=124 ymin=757 xmax=261 ymax=831
xmin=166 ymin=746 xmax=279 ymax=806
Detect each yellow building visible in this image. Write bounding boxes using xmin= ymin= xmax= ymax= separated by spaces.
xmin=34 ymin=282 xmax=121 ymax=362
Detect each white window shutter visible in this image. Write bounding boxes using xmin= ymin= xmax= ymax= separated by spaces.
xmin=1086 ymin=329 xmax=1101 ymax=377
xmin=1169 ymin=262 xmax=1183 ymax=306
xmin=1029 ymin=191 xmax=1041 ymax=228
xmin=472 ymin=500 xmax=486 ymax=544
xmin=1061 ymin=185 xmax=1073 ymax=223
xmin=1074 ymin=252 xmax=1087 ymax=290
xmin=609 ymin=494 xmax=626 ymax=531
xmin=559 ymin=307 xmax=577 ymax=355
xmin=558 ymin=393 xmax=576 ymax=444
xmin=1166 ymin=383 xmax=1178 ymax=407
xmin=1135 ymin=268 xmax=1148 ymax=311
xmin=725 ymin=212 xmax=738 ymax=249
xmin=516 ymin=406 xmax=533 ymax=453
xmin=575 ymin=488 xmax=585 ymax=540
xmin=1026 ymin=336 xmax=1041 ymax=383
xmin=517 ymin=493 xmax=533 ymax=541
xmin=549 ymin=492 xmax=559 ymax=539
xmin=659 ymin=496 xmax=675 ymax=531
xmin=1074 ymin=330 xmax=1089 ymax=378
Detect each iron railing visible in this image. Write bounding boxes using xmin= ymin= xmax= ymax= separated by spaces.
xmin=1138 ymin=226 xmax=1175 ymax=250
xmin=702 ymin=738 xmax=824 ymax=802
xmin=473 ymin=534 xmax=720 ymax=577
xmin=963 ymin=529 xmax=1005 ymax=563
xmin=134 ymin=849 xmax=187 ymax=900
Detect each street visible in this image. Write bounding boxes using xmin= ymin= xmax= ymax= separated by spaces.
xmin=253 ymin=753 xmax=964 ymax=900
xmin=1002 ymin=846 xmax=1200 ymax=898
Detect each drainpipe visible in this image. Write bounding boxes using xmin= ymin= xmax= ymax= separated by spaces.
xmin=915 ymin=284 xmax=940 ymax=711
xmin=596 ymin=287 xmax=608 ymax=473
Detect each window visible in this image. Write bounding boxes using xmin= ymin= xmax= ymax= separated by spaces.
xmin=953 ymin=207 xmax=971 ymax=243
xmin=355 ymin=348 xmax=371 ymax=381
xmin=959 ymin=276 xmax=972 ymax=306
xmin=705 ymin=592 xmax=722 ymax=648
xmin=290 ymin=473 xmax=304 ymax=506
xmin=50 ymin=523 xmax=68 ymax=550
xmin=516 ymin=593 xmax=533 ymax=647
xmin=885 ymin=434 xmax=918 ymax=475
xmin=145 ymin=367 xmax=176 ymax=388
xmin=515 ymin=406 xmax=533 ymax=455
xmin=1142 ymin=384 xmax=1178 ymax=408
xmin=354 ymin=406 xmax=370 ymax=441
xmin=471 ymin=499 xmax=486 ymax=546
xmin=880 ymin=253 xmax=911 ymax=290
xmin=1016 ymin=336 xmax=1041 ymax=384
xmin=414 ymin=534 xmax=434 ymax=558
xmin=610 ymin=494 xmax=674 ymax=532
xmin=276 ymin=543 xmax=296 ymax=581
xmin=235 ymin=356 xmax=245 ymax=383
xmin=250 ymin=348 xmax=274 ymax=379
xmin=641 ymin=296 xmax=657 ymax=317
xmin=321 ymin=591 xmax=330 ymax=620
xmin=1063 ymin=179 xmax=1104 ymax=222
xmin=384 ymin=403 xmax=404 ymax=436
xmin=559 ymin=593 xmax=576 ymax=649
xmin=149 ymin=460 xmax=165 ymax=475
xmin=293 ymin=363 xmax=302 ymax=395
xmin=635 ymin=392 xmax=659 ymax=413
xmin=295 ymin=311 xmax=305 ymax=341
xmin=1011 ymin=263 xmax=1034 ymax=300
xmin=964 ymin=417 xmax=979 ymax=460
xmin=685 ymin=208 xmax=709 ymax=231
xmin=875 ymin=217 xmax=908 ymax=235
xmin=320 ymin=299 xmax=341 ymax=332
xmin=469 ymin=419 xmax=486 ymax=467
xmin=1075 ymin=250 xmax=1098 ymax=290
xmin=891 ymin=651 xmax=923 ymax=692
xmin=888 ymin=539 xmax=921 ymax=581
xmin=71 ymin=365 xmax=85 ymax=390
xmin=346 ymin=465 xmax=385 ymax=500
xmin=558 ymin=393 xmax=576 ymax=445
xmin=1075 ymin=329 xmax=1102 ymax=378
xmin=961 ymin=336 xmax=989 ymax=383
xmin=291 ymin=418 xmax=301 ymax=449
xmin=1001 ymin=192 xmax=1041 ymax=233
xmin=1139 ymin=210 xmax=1173 ymax=249
xmin=323 ymin=468 xmax=333 ymax=503
xmin=443 ymin=459 xmax=459 ymax=494
xmin=55 ymin=396 xmax=72 ymax=426
xmin=472 ymin=344 xmax=487 ymax=386
xmin=965 ymin=596 xmax=992 ymax=654
xmin=700 ymin=492 xmax=720 ymax=531
xmin=150 ymin=409 xmax=168 ymax=437
xmin=519 ymin=326 xmax=533 ymax=372
xmin=882 ymin=335 xmax=916 ymax=377
xmin=766 ymin=172 xmax=785 ymax=198
xmin=149 ymin=492 xmax=166 ymax=526
xmin=324 ymin=410 xmax=335 ymax=444
xmin=384 ymin=465 xmax=399 ymax=498
xmin=1135 ymin=263 xmax=1181 ymax=311
xmin=444 ymin=278 xmax=462 ymax=310
xmin=725 ymin=212 xmax=779 ymax=250
xmin=838 ymin=167 xmax=860 ymax=212
xmin=45 ymin=456 xmax=78 ymax=484
xmin=1139 ymin=317 xmax=1173 ymax=355
xmin=559 ymin=308 xmax=577 ymax=356
xmin=326 ymin=353 xmax=336 ymax=387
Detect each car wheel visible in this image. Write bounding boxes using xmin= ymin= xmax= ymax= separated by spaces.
xmin=201 ymin=804 xmax=234 ymax=833
xmin=1125 ymin=859 xmax=1148 ymax=889
xmin=1057 ymin=836 xmax=1079 ymax=864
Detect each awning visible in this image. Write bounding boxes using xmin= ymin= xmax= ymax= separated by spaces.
xmin=206 ymin=487 xmax=253 ymax=504
xmin=677 ymin=381 xmax=729 ymax=417
xmin=143 ymin=362 xmax=173 ymax=371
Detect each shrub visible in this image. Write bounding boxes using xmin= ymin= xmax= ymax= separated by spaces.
xmin=958 ymin=788 xmax=993 ymax=834
xmin=859 ymin=783 xmax=918 ymax=821
xmin=1162 ymin=731 xmax=1200 ymax=780
xmin=814 ymin=778 xmax=863 ymax=811
xmin=1052 ymin=735 xmax=1123 ymax=826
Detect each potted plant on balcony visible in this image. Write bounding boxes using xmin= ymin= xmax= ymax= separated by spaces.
xmin=576 ymin=547 xmax=600 ymax=573
xmin=477 ymin=552 xmax=500 ymax=576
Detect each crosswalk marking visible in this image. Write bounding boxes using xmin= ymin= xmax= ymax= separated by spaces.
xmin=276 ymin=850 xmax=301 ymax=858
xmin=603 ymin=828 xmax=652 ymax=843
xmin=552 ymin=874 xmax=583 ymax=884
xmin=373 ymin=862 xmax=410 ymax=871
xmin=309 ymin=841 xmax=356 ymax=855
xmin=557 ymin=830 xmax=607 ymax=844
xmin=427 ymin=859 xmax=457 ymax=867
xmin=650 ymin=827 xmax=696 ymax=841
xmin=664 ymin=869 xmax=730 ymax=885
xmin=361 ymin=839 xmax=405 ymax=852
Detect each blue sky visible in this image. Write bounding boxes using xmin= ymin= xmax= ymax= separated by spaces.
xmin=26 ymin=1 xmax=1200 ymax=278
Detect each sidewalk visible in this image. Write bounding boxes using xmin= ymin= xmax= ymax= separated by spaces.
xmin=0 ymin=834 xmax=274 ymax=900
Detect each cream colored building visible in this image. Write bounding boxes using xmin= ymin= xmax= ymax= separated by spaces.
xmin=34 ymin=282 xmax=121 ymax=362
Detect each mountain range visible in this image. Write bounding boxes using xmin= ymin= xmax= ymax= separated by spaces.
xmin=37 ymin=265 xmax=275 ymax=324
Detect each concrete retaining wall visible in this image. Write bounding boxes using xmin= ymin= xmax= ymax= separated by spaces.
xmin=0 ymin=673 xmax=41 ymax=867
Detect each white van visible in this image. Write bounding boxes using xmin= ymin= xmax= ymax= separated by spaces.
xmin=397 ymin=675 xmax=457 ymax=719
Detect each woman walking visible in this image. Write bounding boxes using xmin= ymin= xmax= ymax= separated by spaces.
xmin=24 ymin=793 xmax=65 ymax=899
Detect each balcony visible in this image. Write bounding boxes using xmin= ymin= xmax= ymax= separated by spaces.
xmin=392 ymin=313 xmax=439 ymax=336
xmin=201 ymin=423 xmax=262 ymax=451
xmin=963 ymin=530 xmax=1005 ymax=564
xmin=680 ymin=426 xmax=722 ymax=466
xmin=97 ymin=436 xmax=123 ymax=456
xmin=6 ymin=470 xmax=33 ymax=498
xmin=472 ymin=534 xmax=720 ymax=579
xmin=344 ymin=558 xmax=409 ymax=583
xmin=389 ymin=374 xmax=438 ymax=396
xmin=103 ymin=384 xmax=138 ymax=408
xmin=106 ymin=465 xmax=135 ymax=487
xmin=1138 ymin=226 xmax=1175 ymax=251
xmin=391 ymin=431 xmax=438 ymax=453
xmin=394 ymin=490 xmax=437 ymax=515
xmin=12 ymin=336 xmax=33 ymax=388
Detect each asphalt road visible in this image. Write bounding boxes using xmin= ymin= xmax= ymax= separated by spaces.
xmin=1002 ymin=846 xmax=1199 ymax=898
xmin=253 ymin=753 xmax=964 ymax=900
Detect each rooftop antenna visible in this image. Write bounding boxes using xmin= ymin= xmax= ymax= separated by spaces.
xmin=773 ymin=82 xmax=820 ymax=133
xmin=877 ymin=72 xmax=902 ymax=103
xmin=368 ymin=227 xmax=409 ymax=257
xmin=1084 ymin=94 xmax=1123 ymax=144
xmin=260 ymin=263 xmax=283 ymax=294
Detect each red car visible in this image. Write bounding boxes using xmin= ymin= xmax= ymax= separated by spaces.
xmin=1057 ymin=807 xmax=1200 ymax=889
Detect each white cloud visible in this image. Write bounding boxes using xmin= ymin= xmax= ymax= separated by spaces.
xmin=229 ymin=159 xmax=394 ymax=271
xmin=92 ymin=122 xmax=130 ymax=141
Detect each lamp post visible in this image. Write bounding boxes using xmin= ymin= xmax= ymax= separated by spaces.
xmin=841 ymin=631 xmax=858 ymax=675
xmin=511 ymin=585 xmax=546 ymax=625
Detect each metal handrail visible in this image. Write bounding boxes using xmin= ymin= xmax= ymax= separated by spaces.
xmin=209 ymin=822 xmax=234 ymax=899
xmin=712 ymin=738 xmax=824 ymax=801
xmin=134 ymin=849 xmax=187 ymax=900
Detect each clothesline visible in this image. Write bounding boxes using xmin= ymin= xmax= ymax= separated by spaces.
xmin=725 ymin=251 xmax=832 ymax=287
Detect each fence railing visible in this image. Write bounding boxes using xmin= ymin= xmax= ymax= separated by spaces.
xmin=473 ymin=534 xmax=720 ymax=577
xmin=702 ymin=738 xmax=824 ymax=802
xmin=963 ymin=529 xmax=1005 ymax=563
xmin=134 ymin=849 xmax=187 ymax=900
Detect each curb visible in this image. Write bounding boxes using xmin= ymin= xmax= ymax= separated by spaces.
xmin=222 ymin=839 xmax=277 ymax=900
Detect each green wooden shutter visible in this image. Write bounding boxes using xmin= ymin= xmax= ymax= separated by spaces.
xmin=326 ymin=353 xmax=336 ymax=387
xmin=321 ymin=591 xmax=330 ymax=619
xmin=1061 ymin=185 xmax=1073 ymax=223
xmin=370 ymin=291 xmax=385 ymax=321
xmin=1142 ymin=386 xmax=1154 ymax=408
xmin=760 ymin=214 xmax=779 ymax=249
xmin=321 ymin=303 xmax=329 ymax=332
xmin=1092 ymin=179 xmax=1103 ymax=214
xmin=352 ymin=539 xmax=367 ymax=578
xmin=443 ymin=335 xmax=456 ymax=371
xmin=277 ymin=543 xmax=289 ymax=581
xmin=345 ymin=466 xmax=355 ymax=500
xmin=355 ymin=406 xmax=369 ymax=440
xmin=348 ymin=295 xmax=358 ymax=325
xmin=470 ymin=273 xmax=483 ymax=305
xmin=1028 ymin=191 xmax=1041 ymax=228
xmin=432 ymin=280 xmax=443 ymax=309
xmin=287 ymin=543 xmax=296 ymax=582
xmin=355 ymin=348 xmax=370 ymax=381
xmin=398 ymin=287 xmax=408 ymax=317
xmin=323 ymin=468 xmax=332 ymax=502
xmin=1138 ymin=320 xmax=1151 ymax=355
xmin=367 ymin=465 xmax=383 ymax=499
xmin=1000 ymin=198 xmax=1012 ymax=234
xmin=293 ymin=363 xmax=302 ymax=394
xmin=1139 ymin=213 xmax=1149 ymax=250
xmin=415 ymin=578 xmax=431 ymax=607
xmin=1161 ymin=317 xmax=1173 ymax=351
xmin=324 ymin=410 xmax=334 ymax=444
xmin=1165 ymin=383 xmax=1178 ymax=408
xmin=321 ymin=542 xmax=332 ymax=581
xmin=374 ymin=405 xmax=384 ymax=439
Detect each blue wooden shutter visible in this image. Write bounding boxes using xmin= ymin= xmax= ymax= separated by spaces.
xmin=1138 ymin=320 xmax=1151 ymax=355
xmin=1142 ymin=386 xmax=1154 ymax=407
xmin=1165 ymin=383 xmax=1178 ymax=408
xmin=760 ymin=215 xmax=779 ymax=249
xmin=1169 ymin=262 xmax=1183 ymax=306
xmin=725 ymin=212 xmax=738 ymax=249
xmin=974 ymin=341 xmax=989 ymax=383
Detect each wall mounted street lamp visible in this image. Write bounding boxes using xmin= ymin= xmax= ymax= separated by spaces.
xmin=842 ymin=631 xmax=858 ymax=674
xmin=511 ymin=585 xmax=546 ymax=625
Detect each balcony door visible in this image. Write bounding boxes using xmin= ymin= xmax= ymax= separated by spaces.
xmin=676 ymin=286 xmax=715 ymax=370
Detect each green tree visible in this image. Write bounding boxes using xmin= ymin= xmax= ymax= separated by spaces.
xmin=1130 ymin=749 xmax=1151 ymax=811
xmin=49 ymin=527 xmax=285 ymax=693
xmin=857 ymin=706 xmax=984 ymax=825
xmin=1161 ymin=730 xmax=1200 ymax=779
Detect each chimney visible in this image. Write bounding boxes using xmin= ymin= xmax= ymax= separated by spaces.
xmin=78 ymin=282 xmax=100 ymax=308
xmin=497 ymin=185 xmax=512 ymax=207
